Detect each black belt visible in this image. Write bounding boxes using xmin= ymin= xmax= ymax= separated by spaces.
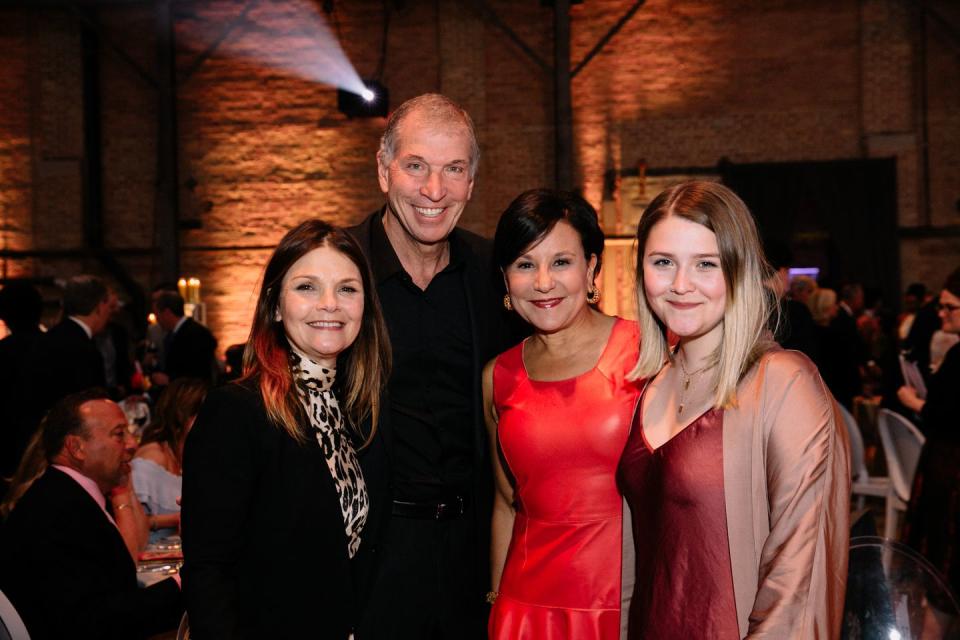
xmin=392 ymin=495 xmax=470 ymax=521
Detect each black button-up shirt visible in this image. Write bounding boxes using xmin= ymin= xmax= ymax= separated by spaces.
xmin=369 ymin=214 xmax=475 ymax=502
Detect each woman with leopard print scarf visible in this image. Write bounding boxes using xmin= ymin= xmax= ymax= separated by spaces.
xmin=181 ymin=220 xmax=391 ymax=640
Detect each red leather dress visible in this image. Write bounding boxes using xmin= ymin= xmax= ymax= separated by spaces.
xmin=489 ymin=318 xmax=641 ymax=640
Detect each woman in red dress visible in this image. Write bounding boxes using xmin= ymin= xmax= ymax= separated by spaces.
xmin=618 ymin=181 xmax=850 ymax=639
xmin=484 ymin=189 xmax=642 ymax=639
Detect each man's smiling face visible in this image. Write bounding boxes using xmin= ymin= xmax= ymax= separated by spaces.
xmin=377 ymin=111 xmax=475 ymax=250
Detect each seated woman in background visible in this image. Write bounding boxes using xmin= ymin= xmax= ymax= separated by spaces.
xmin=131 ymin=377 xmax=208 ymax=542
xmin=485 ymin=189 xmax=642 ymax=639
xmin=0 ymin=430 xmax=47 ymax=522
xmin=618 ymin=181 xmax=850 ymax=639
xmin=898 ymin=267 xmax=960 ymax=639
xmin=181 ymin=220 xmax=391 ymax=639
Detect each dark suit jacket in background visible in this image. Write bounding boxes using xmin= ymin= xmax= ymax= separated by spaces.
xmin=181 ymin=379 xmax=389 ymax=639
xmin=39 ymin=318 xmax=106 ymax=412
xmin=97 ymin=320 xmax=135 ymax=394
xmin=0 ymin=467 xmax=182 ymax=640
xmin=904 ymin=299 xmax=942 ymax=385
xmin=0 ymin=329 xmax=45 ymax=478
xmin=166 ymin=317 xmax=218 ymax=383
xmin=821 ymin=307 xmax=865 ymax=409
xmin=778 ymin=298 xmax=821 ymax=363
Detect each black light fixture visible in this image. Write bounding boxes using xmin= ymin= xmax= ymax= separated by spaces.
xmin=337 ymin=80 xmax=389 ymax=118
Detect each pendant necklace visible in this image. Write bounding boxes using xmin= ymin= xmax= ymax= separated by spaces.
xmin=676 ymin=354 xmax=713 ymax=417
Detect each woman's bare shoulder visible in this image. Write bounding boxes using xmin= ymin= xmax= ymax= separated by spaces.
xmin=134 ymin=442 xmax=169 ymax=465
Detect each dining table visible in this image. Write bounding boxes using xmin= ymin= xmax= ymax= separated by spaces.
xmin=137 ymin=535 xmax=183 ymax=588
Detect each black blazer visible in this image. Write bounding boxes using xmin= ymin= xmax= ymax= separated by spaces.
xmin=166 ymin=317 xmax=218 ymax=383
xmin=39 ymin=318 xmax=106 ymax=409
xmin=0 ymin=329 xmax=45 ymax=477
xmin=181 ymin=379 xmax=389 ymax=639
xmin=0 ymin=468 xmax=182 ymax=640
xmin=823 ymin=307 xmax=865 ymax=408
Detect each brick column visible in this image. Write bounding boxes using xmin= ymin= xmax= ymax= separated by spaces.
xmin=437 ymin=0 xmax=490 ymax=235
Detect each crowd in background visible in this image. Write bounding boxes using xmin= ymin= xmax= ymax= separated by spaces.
xmin=0 ymin=277 xmax=220 ymax=489
xmin=773 ymin=267 xmax=959 ymax=414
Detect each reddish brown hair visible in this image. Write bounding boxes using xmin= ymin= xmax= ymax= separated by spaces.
xmin=242 ymin=220 xmax=391 ymax=445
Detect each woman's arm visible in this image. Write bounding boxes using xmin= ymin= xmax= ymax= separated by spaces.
xmin=110 ymin=477 xmax=149 ymax=560
xmin=147 ymin=512 xmax=181 ymax=532
xmin=131 ymin=444 xmax=183 ymax=535
xmin=748 ymin=353 xmax=850 ymax=638
xmin=897 ymin=385 xmax=926 ymax=413
xmin=483 ymin=359 xmax=515 ymax=595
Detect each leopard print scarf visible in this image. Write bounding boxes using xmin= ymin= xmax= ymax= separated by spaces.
xmin=290 ymin=350 xmax=368 ymax=558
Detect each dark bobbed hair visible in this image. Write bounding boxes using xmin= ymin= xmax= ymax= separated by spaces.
xmin=494 ymin=189 xmax=605 ymax=280
xmin=905 ymin=282 xmax=927 ymax=300
xmin=943 ymin=268 xmax=960 ymax=298
xmin=153 ymin=290 xmax=186 ymax=317
xmin=242 ymin=219 xmax=391 ymax=446
xmin=0 ymin=281 xmax=43 ymax=332
xmin=630 ymin=181 xmax=777 ymax=408
xmin=41 ymin=387 xmax=111 ymax=462
xmin=140 ymin=378 xmax=209 ymax=464
xmin=62 ymin=275 xmax=109 ymax=317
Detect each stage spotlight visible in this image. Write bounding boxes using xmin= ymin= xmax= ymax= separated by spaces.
xmin=338 ymin=80 xmax=388 ymax=118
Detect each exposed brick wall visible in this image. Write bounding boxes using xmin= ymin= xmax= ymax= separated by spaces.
xmin=0 ymin=0 xmax=957 ymax=353
xmin=100 ymin=6 xmax=158 ymax=252
xmin=0 ymin=11 xmax=34 ymax=279
xmin=926 ymin=2 xmax=960 ymax=230
xmin=33 ymin=11 xmax=85 ymax=253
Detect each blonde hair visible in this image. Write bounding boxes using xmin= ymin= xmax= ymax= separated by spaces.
xmin=789 ymin=275 xmax=818 ymax=299
xmin=629 ymin=181 xmax=777 ymax=409
xmin=809 ymin=288 xmax=838 ymax=326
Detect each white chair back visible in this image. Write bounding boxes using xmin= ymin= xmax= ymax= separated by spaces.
xmin=0 ymin=590 xmax=30 ymax=640
xmin=839 ymin=404 xmax=868 ymax=480
xmin=877 ymin=409 xmax=926 ymax=503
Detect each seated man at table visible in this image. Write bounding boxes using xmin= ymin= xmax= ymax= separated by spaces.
xmin=0 ymin=389 xmax=183 ymax=640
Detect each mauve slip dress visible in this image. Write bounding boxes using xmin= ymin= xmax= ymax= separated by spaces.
xmin=617 ymin=399 xmax=740 ymax=640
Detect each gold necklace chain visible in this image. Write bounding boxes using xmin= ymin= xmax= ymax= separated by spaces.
xmin=676 ymin=354 xmax=714 ymax=417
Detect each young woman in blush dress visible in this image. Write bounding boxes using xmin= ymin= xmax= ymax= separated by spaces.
xmin=618 ymin=181 xmax=850 ymax=639
xmin=484 ymin=189 xmax=642 ymax=639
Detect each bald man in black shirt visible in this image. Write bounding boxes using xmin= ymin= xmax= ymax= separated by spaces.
xmin=350 ymin=94 xmax=515 ymax=639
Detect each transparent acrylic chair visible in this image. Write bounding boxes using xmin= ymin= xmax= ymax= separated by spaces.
xmin=844 ymin=536 xmax=960 ymax=639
